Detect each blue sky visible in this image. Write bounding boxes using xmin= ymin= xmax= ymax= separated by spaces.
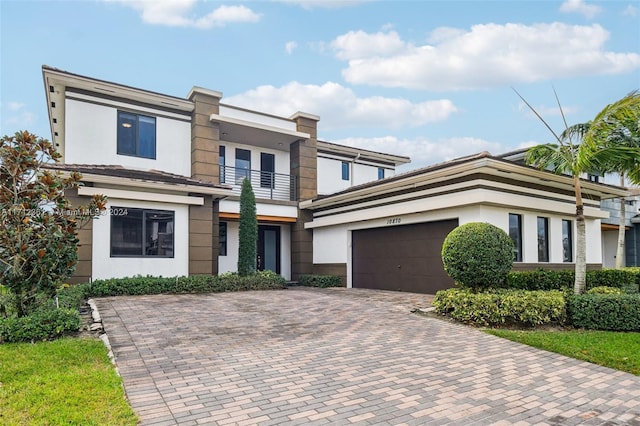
xmin=1 ymin=0 xmax=639 ymax=171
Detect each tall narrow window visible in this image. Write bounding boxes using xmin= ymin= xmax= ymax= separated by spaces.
xmin=537 ymin=217 xmax=549 ymax=262
xmin=378 ymin=167 xmax=385 ymax=180
xmin=111 ymin=208 xmax=174 ymax=257
xmin=219 ymin=146 xmax=226 ymax=184
xmin=341 ymin=161 xmax=350 ymax=181
xmin=562 ymin=219 xmax=573 ymax=262
xmin=235 ymin=148 xmax=251 ymax=184
xmin=117 ymin=111 xmax=156 ymax=159
xmin=260 ymin=153 xmax=275 ymax=188
xmin=509 ymin=213 xmax=523 ymax=262
xmin=219 ymin=222 xmax=227 ymax=256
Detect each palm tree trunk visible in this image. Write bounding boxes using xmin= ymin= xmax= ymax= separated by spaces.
xmin=615 ymin=173 xmax=626 ymax=269
xmin=574 ymin=176 xmax=587 ymax=294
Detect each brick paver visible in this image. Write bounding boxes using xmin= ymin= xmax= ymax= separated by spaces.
xmin=95 ymin=287 xmax=640 ymax=425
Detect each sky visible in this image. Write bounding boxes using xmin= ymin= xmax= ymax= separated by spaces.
xmin=1 ymin=0 xmax=639 ymax=172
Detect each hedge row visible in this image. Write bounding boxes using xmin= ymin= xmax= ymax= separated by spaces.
xmin=433 ymin=288 xmax=640 ymax=331
xmin=503 ymin=269 xmax=639 ymax=293
xmin=85 ymin=270 xmax=287 ymax=297
xmin=432 ymin=289 xmax=566 ymax=327
xmin=298 ymin=274 xmax=342 ymax=288
xmin=568 ymin=294 xmax=640 ymax=331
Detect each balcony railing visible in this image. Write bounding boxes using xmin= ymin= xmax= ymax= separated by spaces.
xmin=220 ymin=165 xmax=297 ymax=201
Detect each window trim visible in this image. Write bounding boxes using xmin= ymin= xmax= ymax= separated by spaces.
xmin=117 ymin=111 xmax=157 ymax=159
xmin=110 ymin=207 xmax=175 ymax=258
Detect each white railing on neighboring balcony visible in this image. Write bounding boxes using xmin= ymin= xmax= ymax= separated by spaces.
xmin=220 ymin=165 xmax=297 ymax=201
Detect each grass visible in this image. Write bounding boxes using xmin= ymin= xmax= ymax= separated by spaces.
xmin=0 ymin=337 xmax=138 ymax=425
xmin=485 ymin=329 xmax=640 ymax=375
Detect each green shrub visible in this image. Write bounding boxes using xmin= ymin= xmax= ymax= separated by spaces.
xmin=623 ymin=267 xmax=640 ymax=293
xmin=55 ymin=284 xmax=92 ymax=309
xmin=298 ymin=274 xmax=342 ymax=288
xmin=433 ymin=288 xmax=566 ymax=327
xmin=87 ymin=272 xmax=286 ymax=297
xmin=0 ymin=308 xmax=81 ymax=343
xmin=441 ymin=222 xmax=514 ymax=290
xmin=568 ymin=294 xmax=640 ymax=331
xmin=587 ymin=286 xmax=623 ymax=295
xmin=504 ymin=269 xmax=638 ymax=293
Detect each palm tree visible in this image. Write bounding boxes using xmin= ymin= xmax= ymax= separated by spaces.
xmin=580 ymin=91 xmax=640 ymax=269
xmin=516 ymin=89 xmax=640 ymax=294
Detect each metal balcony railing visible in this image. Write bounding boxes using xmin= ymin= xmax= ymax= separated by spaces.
xmin=220 ymin=165 xmax=297 ymax=201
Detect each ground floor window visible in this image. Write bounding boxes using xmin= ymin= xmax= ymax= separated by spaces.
xmin=509 ymin=213 xmax=523 ymax=262
xmin=219 ymin=222 xmax=227 ymax=256
xmin=111 ymin=208 xmax=174 ymax=257
xmin=562 ymin=219 xmax=573 ymax=262
xmin=537 ymin=216 xmax=549 ymax=262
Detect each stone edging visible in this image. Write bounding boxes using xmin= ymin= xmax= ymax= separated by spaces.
xmin=87 ymin=298 xmax=120 ymax=377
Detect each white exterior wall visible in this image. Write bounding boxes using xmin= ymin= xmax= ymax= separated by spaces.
xmin=317 ymin=156 xmax=393 ymax=195
xmin=65 ymin=98 xmax=191 ymax=176
xmin=219 ymin=199 xmax=298 ymax=219
xmin=218 ymin=221 xmax=291 ymax=280
xmin=92 ymin=198 xmax=189 ymax=280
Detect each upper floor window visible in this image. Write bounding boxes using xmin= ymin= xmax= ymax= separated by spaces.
xmin=341 ymin=161 xmax=350 ymax=181
xmin=537 ymin=216 xmax=549 ymax=262
xmin=509 ymin=213 xmax=523 ymax=262
xmin=111 ymin=208 xmax=174 ymax=258
xmin=562 ymin=219 xmax=573 ymax=262
xmin=117 ymin=111 xmax=156 ymax=159
xmin=378 ymin=167 xmax=385 ymax=180
xmin=260 ymin=153 xmax=275 ymax=188
xmin=587 ymin=173 xmax=600 ymax=183
xmin=235 ymin=148 xmax=251 ymax=184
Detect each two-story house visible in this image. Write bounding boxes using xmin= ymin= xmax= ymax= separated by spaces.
xmin=42 ymin=66 xmax=628 ymax=294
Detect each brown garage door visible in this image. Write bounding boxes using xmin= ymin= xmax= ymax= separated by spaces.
xmin=352 ymin=219 xmax=458 ymax=294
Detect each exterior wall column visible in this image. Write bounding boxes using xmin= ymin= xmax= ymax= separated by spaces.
xmin=290 ymin=112 xmax=319 ymax=281
xmin=66 ymin=188 xmax=93 ymax=284
xmin=188 ymin=87 xmax=223 ymax=275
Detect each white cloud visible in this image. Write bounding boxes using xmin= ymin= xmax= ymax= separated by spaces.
xmin=105 ymin=1 xmax=260 ymax=28
xmin=285 ymin=41 xmax=298 ymax=55
xmin=623 ymin=4 xmax=637 ymax=17
xmin=7 ymin=102 xmax=25 ymax=111
xmin=1 ymin=102 xmax=36 ymax=128
xmin=333 ymin=135 xmax=505 ymax=170
xmin=277 ymin=0 xmax=369 ymax=9
xmin=331 ymin=30 xmax=408 ymax=60
xmin=517 ymin=102 xmax=580 ymax=118
xmin=332 ymin=24 xmax=640 ymax=91
xmin=559 ymin=0 xmax=602 ymax=19
xmin=223 ymin=81 xmax=458 ymax=131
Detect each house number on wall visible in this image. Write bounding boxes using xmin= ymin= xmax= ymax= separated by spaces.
xmin=387 ymin=217 xmax=401 ymax=225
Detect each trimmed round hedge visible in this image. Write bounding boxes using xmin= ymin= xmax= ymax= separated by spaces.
xmin=441 ymin=222 xmax=514 ymax=289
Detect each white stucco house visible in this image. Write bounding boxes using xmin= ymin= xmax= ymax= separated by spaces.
xmin=41 ymin=66 xmax=629 ymax=294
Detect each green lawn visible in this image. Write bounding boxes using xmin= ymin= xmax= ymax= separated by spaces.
xmin=0 ymin=337 xmax=138 ymax=425
xmin=485 ymin=329 xmax=640 ymax=375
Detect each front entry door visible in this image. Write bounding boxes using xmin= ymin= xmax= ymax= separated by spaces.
xmin=257 ymin=225 xmax=280 ymax=274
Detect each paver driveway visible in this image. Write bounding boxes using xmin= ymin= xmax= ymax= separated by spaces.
xmin=95 ymin=287 xmax=640 ymax=426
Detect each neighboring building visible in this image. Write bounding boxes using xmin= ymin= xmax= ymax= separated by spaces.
xmin=42 ymin=66 xmax=628 ymax=292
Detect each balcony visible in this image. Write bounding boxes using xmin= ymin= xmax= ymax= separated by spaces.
xmin=220 ymin=165 xmax=297 ymax=202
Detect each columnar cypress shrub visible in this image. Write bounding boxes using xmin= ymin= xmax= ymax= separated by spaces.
xmin=238 ymin=178 xmax=258 ymax=276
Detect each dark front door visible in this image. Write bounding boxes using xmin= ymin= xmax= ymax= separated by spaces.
xmin=352 ymin=219 xmax=458 ymax=294
xmin=257 ymin=225 xmax=280 ymax=274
